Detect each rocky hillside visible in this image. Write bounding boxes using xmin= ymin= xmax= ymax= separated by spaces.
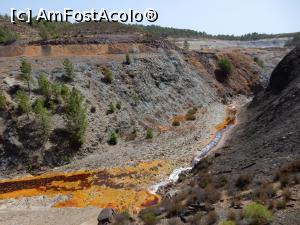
xmin=210 ymin=47 xmax=300 ymax=181
xmin=146 ymin=47 xmax=300 ymax=225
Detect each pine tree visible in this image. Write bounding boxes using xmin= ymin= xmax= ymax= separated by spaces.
xmin=16 ymin=90 xmax=31 ymax=117
xmin=20 ymin=60 xmax=33 ymax=95
xmin=65 ymin=87 xmax=88 ymax=145
xmin=38 ymin=73 xmax=52 ymax=99
xmin=34 ymin=99 xmax=52 ymax=140
xmin=63 ymin=58 xmax=75 ymax=81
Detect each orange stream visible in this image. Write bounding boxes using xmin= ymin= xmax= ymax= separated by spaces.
xmin=0 ymin=160 xmax=172 ymax=213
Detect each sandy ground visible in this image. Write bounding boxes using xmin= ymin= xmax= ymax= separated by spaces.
xmin=0 ymin=207 xmax=100 ymax=225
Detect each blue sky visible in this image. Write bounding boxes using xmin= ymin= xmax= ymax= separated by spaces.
xmin=1 ymin=0 xmax=300 ymax=35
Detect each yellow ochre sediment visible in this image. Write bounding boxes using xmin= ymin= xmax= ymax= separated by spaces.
xmin=0 ymin=160 xmax=172 ymax=213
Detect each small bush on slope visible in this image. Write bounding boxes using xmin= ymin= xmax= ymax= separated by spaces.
xmin=108 ymin=131 xmax=118 ymax=145
xmin=217 ymin=58 xmax=232 ymax=75
xmin=243 ymin=202 xmax=272 ymax=225
xmin=253 ymin=57 xmax=264 ymax=68
xmin=235 ymin=174 xmax=253 ymax=189
xmin=124 ymin=53 xmax=131 ymax=65
xmin=185 ymin=106 xmax=198 ymax=121
xmin=103 ymin=67 xmax=113 ymax=83
xmin=146 ymin=128 xmax=153 ymax=139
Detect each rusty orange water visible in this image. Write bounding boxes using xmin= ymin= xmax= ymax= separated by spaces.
xmin=0 ymin=160 xmax=172 ymax=213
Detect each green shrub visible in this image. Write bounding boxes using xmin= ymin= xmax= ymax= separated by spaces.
xmin=132 ymin=93 xmax=140 ymax=105
xmin=116 ymin=101 xmax=122 ymax=110
xmin=33 ymin=98 xmax=45 ymax=114
xmin=139 ymin=207 xmax=160 ymax=225
xmin=146 ymin=128 xmax=153 ymax=139
xmin=253 ymin=57 xmax=264 ymax=68
xmin=124 ymin=53 xmax=131 ymax=65
xmin=20 ymin=60 xmax=33 ymax=94
xmin=38 ymin=73 xmax=52 ymax=99
xmin=103 ymin=67 xmax=113 ymax=83
xmin=0 ymin=90 xmax=7 ymax=110
xmin=107 ymin=102 xmax=116 ymax=114
xmin=16 ymin=90 xmax=31 ymax=116
xmin=65 ymin=87 xmax=88 ymax=145
xmin=108 ymin=131 xmax=118 ymax=145
xmin=63 ymin=58 xmax=75 ymax=81
xmin=219 ymin=220 xmax=236 ymax=225
xmin=185 ymin=107 xmax=198 ymax=121
xmin=0 ymin=26 xmax=18 ymax=44
xmin=243 ymin=202 xmax=272 ymax=224
xmin=131 ymin=128 xmax=138 ymax=139
xmin=217 ymin=58 xmax=232 ymax=75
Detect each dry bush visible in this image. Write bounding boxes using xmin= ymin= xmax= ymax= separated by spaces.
xmin=193 ymin=158 xmax=212 ymax=172
xmin=275 ymin=200 xmax=286 ymax=210
xmin=188 ymin=212 xmax=205 ymax=225
xmin=172 ymin=119 xmax=180 ymax=126
xmin=196 ymin=172 xmax=212 ymax=188
xmin=279 ymin=174 xmax=290 ymax=188
xmin=227 ymin=210 xmax=236 ymax=221
xmin=266 ymin=200 xmax=275 ymax=210
xmin=274 ymin=159 xmax=300 ymax=182
xmin=282 ymin=189 xmax=291 ymax=201
xmin=235 ymin=174 xmax=253 ymax=189
xmin=205 ymin=185 xmax=221 ymax=204
xmin=213 ymin=175 xmax=228 ymax=188
xmin=205 ymin=211 xmax=218 ymax=225
xmin=162 ymin=191 xmax=189 ymax=218
xmin=252 ymin=183 xmax=277 ymax=204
